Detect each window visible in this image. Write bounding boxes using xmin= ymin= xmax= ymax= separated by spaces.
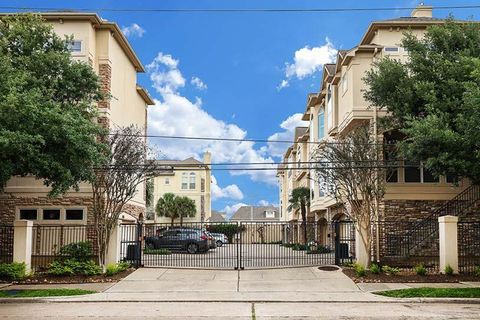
xmin=446 ymin=174 xmax=459 ymax=184
xmin=318 ymin=109 xmax=325 ymax=140
xmin=404 ymin=161 xmax=439 ymax=183
xmin=341 ymin=74 xmax=348 ymax=94
xmin=404 ymin=161 xmax=421 ymax=183
xmin=265 ymin=211 xmax=275 ymax=218
xmin=181 ymin=173 xmax=188 ymax=190
xmin=67 ymin=40 xmax=82 ymax=52
xmin=189 ymin=172 xmax=196 ymax=189
xmin=165 ymin=178 xmax=170 ymax=185
xmin=65 ymin=209 xmax=84 ymax=220
xmin=19 ymin=209 xmax=37 ymax=220
xmin=384 ymin=46 xmax=399 ymax=53
xmin=326 ymin=84 xmax=333 ymax=129
xmin=43 ymin=209 xmax=60 ymax=221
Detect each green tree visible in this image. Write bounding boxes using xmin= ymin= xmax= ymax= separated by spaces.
xmin=0 ymin=14 xmax=106 ymax=196
xmin=176 ymin=196 xmax=196 ymax=226
xmin=364 ymin=18 xmax=480 ymax=182
xmin=155 ymin=193 xmax=179 ymax=225
xmin=287 ymin=187 xmax=310 ymax=244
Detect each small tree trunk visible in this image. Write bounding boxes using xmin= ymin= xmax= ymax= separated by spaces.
xmin=301 ymin=204 xmax=307 ymax=244
xmin=180 ymin=214 xmax=183 ymax=227
xmin=171 ymin=216 xmax=175 ymax=226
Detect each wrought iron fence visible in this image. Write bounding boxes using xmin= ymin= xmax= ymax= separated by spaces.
xmin=119 ymin=221 xmax=354 ymax=269
xmin=31 ymin=225 xmax=98 ymax=271
xmin=378 ymin=220 xmax=439 ymax=272
xmin=458 ymin=221 xmax=480 ymax=274
xmin=0 ymin=225 xmax=14 ymax=263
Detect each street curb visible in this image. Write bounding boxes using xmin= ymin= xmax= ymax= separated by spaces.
xmin=2 ymin=298 xmax=480 ymax=304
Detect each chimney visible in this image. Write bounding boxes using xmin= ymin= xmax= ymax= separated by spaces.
xmin=203 ymin=151 xmax=211 ymax=165
xmin=411 ymin=4 xmax=433 ymax=18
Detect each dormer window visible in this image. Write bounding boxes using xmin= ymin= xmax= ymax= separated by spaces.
xmin=265 ymin=211 xmax=275 ymax=218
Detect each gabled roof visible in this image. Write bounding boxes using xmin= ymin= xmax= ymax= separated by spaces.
xmin=208 ymin=211 xmax=226 ymax=222
xmin=154 ymin=157 xmax=204 ymax=166
xmin=230 ymin=206 xmax=280 ymax=221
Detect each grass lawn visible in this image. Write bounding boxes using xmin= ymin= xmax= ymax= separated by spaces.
xmin=0 ymin=288 xmax=96 ymax=298
xmin=375 ymin=287 xmax=480 ymax=298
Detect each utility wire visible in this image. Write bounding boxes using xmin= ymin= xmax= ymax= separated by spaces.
xmin=1 ymin=5 xmax=480 ymax=13
xmin=105 ymin=132 xmax=391 ymax=146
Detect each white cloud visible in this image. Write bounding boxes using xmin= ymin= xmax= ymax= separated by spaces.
xmin=147 ymin=52 xmax=278 ymax=185
xmin=121 ymin=23 xmax=145 ymax=38
xmin=222 ymin=202 xmax=248 ymax=219
xmin=211 ymin=175 xmax=244 ymax=200
xmin=191 ymin=77 xmax=208 ymax=90
xmin=277 ymin=79 xmax=289 ymax=91
xmin=279 ymin=38 xmax=337 ymax=90
xmin=266 ymin=113 xmax=309 ymax=158
xmin=258 ymin=200 xmax=270 ymax=206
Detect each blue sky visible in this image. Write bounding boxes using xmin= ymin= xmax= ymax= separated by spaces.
xmin=6 ymin=0 xmax=480 ymax=217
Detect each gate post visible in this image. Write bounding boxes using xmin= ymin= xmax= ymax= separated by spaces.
xmin=106 ymin=220 xmax=121 ymax=266
xmin=439 ymin=215 xmax=458 ymax=274
xmin=334 ymin=221 xmax=340 ymax=265
xmin=13 ymin=220 xmax=33 ymax=273
xmin=135 ymin=221 xmax=143 ymax=268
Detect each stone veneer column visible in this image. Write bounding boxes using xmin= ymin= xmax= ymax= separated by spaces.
xmin=439 ymin=215 xmax=459 ymax=274
xmin=13 ymin=220 xmax=33 ymax=273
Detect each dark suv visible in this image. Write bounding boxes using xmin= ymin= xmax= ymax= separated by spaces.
xmin=144 ymin=228 xmax=209 ymax=254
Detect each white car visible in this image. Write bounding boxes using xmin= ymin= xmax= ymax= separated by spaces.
xmin=211 ymin=233 xmax=228 ymax=247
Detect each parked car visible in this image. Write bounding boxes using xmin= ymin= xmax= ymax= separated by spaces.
xmin=144 ymin=228 xmax=209 ymax=254
xmin=211 ymin=233 xmax=229 ymax=247
xmin=205 ymin=231 xmax=217 ymax=249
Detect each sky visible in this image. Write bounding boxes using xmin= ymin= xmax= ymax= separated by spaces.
xmin=5 ymin=0 xmax=480 ymax=218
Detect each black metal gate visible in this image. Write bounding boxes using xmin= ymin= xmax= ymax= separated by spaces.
xmin=119 ymin=220 xmax=355 ymax=269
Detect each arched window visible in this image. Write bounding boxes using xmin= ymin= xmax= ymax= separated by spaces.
xmin=189 ymin=172 xmax=196 ymax=189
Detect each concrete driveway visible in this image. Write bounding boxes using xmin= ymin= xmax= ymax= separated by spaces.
xmin=58 ymin=266 xmax=383 ymax=302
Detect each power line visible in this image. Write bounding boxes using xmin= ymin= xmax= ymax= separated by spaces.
xmin=1 ymin=5 xmax=480 ymax=13
xmin=106 ymin=132 xmax=390 ymax=146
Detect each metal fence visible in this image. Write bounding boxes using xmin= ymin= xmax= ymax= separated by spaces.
xmin=0 ymin=225 xmax=14 ymax=263
xmin=378 ymin=220 xmax=439 ymax=272
xmin=119 ymin=221 xmax=355 ymax=269
xmin=458 ymin=221 xmax=480 ymax=274
xmin=31 ymin=225 xmax=98 ymax=271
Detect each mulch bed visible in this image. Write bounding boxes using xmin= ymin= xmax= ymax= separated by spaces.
xmin=0 ymin=268 xmax=135 ymax=285
xmin=343 ymin=268 xmax=480 ymax=283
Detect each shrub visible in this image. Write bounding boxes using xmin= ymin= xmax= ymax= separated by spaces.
xmin=59 ymin=241 xmax=93 ymax=262
xmin=105 ymin=262 xmax=130 ymax=276
xmin=48 ymin=259 xmax=101 ymax=276
xmin=369 ymin=263 xmax=380 ymax=274
xmin=474 ymin=266 xmax=480 ymax=277
xmin=382 ymin=265 xmax=400 ymax=275
xmin=0 ymin=262 xmax=26 ymax=280
xmin=144 ymin=248 xmax=171 ymax=255
xmin=414 ymin=264 xmax=427 ymax=276
xmin=354 ymin=263 xmax=367 ymax=277
xmin=445 ymin=264 xmax=454 ymax=276
xmin=206 ymin=224 xmax=245 ymax=243
xmin=306 ymin=245 xmax=332 ymax=254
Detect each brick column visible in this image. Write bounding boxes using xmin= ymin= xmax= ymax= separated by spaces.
xmin=13 ymin=220 xmax=33 ymax=273
xmin=439 ymin=215 xmax=459 ymax=274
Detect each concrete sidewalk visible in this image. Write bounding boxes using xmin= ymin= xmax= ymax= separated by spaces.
xmin=41 ymin=267 xmax=389 ymax=303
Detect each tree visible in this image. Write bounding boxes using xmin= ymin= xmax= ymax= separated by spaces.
xmin=92 ymin=125 xmax=155 ymax=268
xmin=287 ymin=187 xmax=310 ymax=244
xmin=0 ymin=14 xmax=106 ymax=196
xmin=363 ymin=18 xmax=480 ymax=182
xmin=313 ymin=125 xmax=386 ymax=267
xmin=155 ymin=193 xmax=179 ymax=226
xmin=176 ymin=196 xmax=196 ymax=226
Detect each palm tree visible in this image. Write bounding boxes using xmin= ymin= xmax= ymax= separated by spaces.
xmin=176 ymin=196 xmax=197 ymax=226
xmin=155 ymin=193 xmax=179 ymax=226
xmin=287 ymin=187 xmax=310 ymax=244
